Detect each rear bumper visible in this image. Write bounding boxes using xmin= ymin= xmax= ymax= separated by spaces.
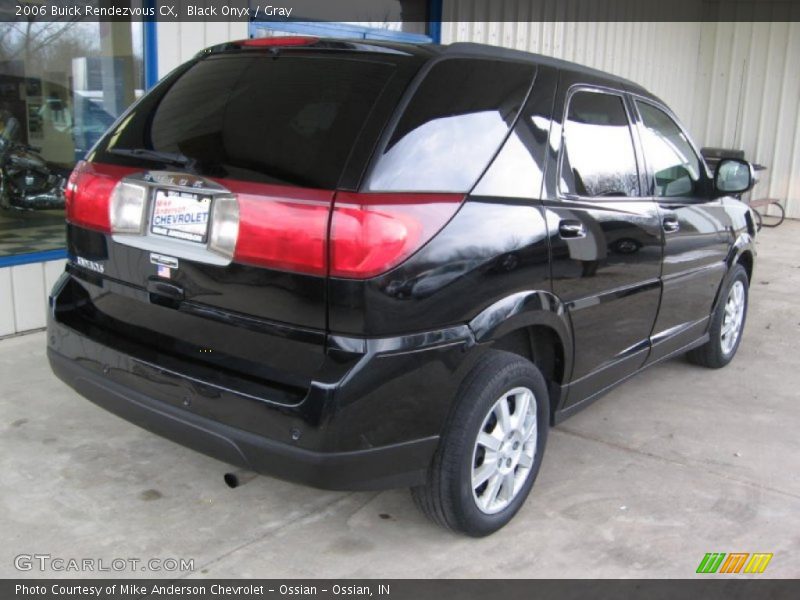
xmin=47 ymin=271 xmax=478 ymax=490
xmin=48 ymin=345 xmax=438 ymax=490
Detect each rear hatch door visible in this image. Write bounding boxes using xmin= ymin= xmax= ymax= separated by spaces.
xmin=63 ymin=46 xmax=412 ymax=399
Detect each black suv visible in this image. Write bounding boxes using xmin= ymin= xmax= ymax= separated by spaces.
xmin=48 ymin=38 xmax=757 ymax=536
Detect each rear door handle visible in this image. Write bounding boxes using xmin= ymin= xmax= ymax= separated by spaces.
xmin=662 ymin=216 xmax=680 ymax=233
xmin=558 ymin=220 xmax=586 ymax=238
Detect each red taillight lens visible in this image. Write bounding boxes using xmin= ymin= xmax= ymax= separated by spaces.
xmin=226 ymin=187 xmax=462 ymax=279
xmin=65 ymin=161 xmax=136 ymax=233
xmin=63 ymin=160 xmax=84 ymax=208
xmin=329 ymin=192 xmax=463 ymax=278
xmin=224 ymin=180 xmax=333 ymax=276
xmin=239 ymin=36 xmax=318 ymax=47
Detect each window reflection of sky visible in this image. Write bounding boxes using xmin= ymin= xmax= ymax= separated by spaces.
xmin=641 ymin=128 xmax=699 ymax=180
xmin=474 ymin=129 xmax=543 ymax=198
xmin=368 ymin=111 xmax=508 ymax=192
xmin=562 ymin=121 xmax=639 ymax=197
xmin=638 ymin=106 xmax=700 ymax=179
xmin=637 ymin=102 xmax=702 ymax=197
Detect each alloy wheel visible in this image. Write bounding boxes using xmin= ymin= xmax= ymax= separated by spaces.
xmin=720 ymin=280 xmax=746 ymax=356
xmin=471 ymin=386 xmax=538 ymax=514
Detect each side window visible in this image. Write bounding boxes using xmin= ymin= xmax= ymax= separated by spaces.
xmin=365 ymin=59 xmax=534 ymax=193
xmin=472 ymin=125 xmax=545 ymax=199
xmin=559 ymin=91 xmax=640 ymax=198
xmin=636 ymin=101 xmax=704 ymax=198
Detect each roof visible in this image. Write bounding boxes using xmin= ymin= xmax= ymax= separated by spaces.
xmin=441 ymin=42 xmax=649 ymax=95
xmin=203 ymin=37 xmax=654 ymax=99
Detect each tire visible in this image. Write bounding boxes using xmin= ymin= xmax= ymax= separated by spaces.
xmin=411 ymin=350 xmax=549 ymax=537
xmin=687 ymin=264 xmax=749 ymax=368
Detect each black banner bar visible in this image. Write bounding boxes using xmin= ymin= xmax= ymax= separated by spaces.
xmin=1 ymin=0 xmax=800 ymax=23
xmin=3 ymin=580 xmax=800 ymax=600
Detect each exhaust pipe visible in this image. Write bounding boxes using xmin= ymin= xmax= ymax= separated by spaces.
xmin=224 ymin=469 xmax=257 ymax=489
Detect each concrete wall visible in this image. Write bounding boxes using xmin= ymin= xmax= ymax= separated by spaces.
xmin=442 ymin=20 xmax=704 ymax=139
xmin=0 ymin=260 xmax=65 ymax=337
xmin=442 ymin=4 xmax=800 ymax=218
xmin=694 ymin=20 xmax=800 ymax=214
xmin=156 ymin=20 xmax=248 ymax=75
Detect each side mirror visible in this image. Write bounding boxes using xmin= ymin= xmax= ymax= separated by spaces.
xmin=715 ymin=158 xmax=754 ymax=195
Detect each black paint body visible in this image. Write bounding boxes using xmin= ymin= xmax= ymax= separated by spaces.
xmin=47 ymin=40 xmax=756 ymax=490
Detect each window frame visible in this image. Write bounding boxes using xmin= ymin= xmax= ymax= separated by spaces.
xmin=556 ymin=85 xmax=647 ymax=202
xmin=629 ymin=94 xmax=712 ymax=200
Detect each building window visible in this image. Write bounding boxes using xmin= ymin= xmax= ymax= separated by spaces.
xmin=0 ymin=20 xmax=144 ymax=259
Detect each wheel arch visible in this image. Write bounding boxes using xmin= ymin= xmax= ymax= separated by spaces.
xmin=468 ymin=291 xmax=573 ymax=420
xmin=714 ymin=235 xmax=755 ymax=314
xmin=727 ymin=230 xmax=756 ymax=276
xmin=736 ymin=248 xmax=754 ymax=285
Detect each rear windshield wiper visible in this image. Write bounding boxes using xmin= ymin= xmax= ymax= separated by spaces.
xmin=107 ymin=147 xmax=195 ymax=168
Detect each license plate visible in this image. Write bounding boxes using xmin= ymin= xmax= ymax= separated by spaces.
xmin=151 ymin=190 xmax=210 ymax=243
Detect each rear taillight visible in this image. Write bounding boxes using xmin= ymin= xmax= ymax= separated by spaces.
xmin=225 ymin=187 xmax=462 ymax=279
xmin=66 ymin=163 xmax=464 ymax=279
xmin=63 ymin=160 xmax=83 ymax=207
xmin=224 ymin=180 xmax=333 ymax=276
xmin=65 ymin=161 xmax=136 ymax=233
xmin=109 ymin=182 xmax=147 ymax=234
xmin=208 ymin=196 xmax=240 ymax=259
xmin=329 ymin=192 xmax=463 ymax=278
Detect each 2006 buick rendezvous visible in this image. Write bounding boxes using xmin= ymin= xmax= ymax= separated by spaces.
xmin=48 ymin=38 xmax=757 ymax=536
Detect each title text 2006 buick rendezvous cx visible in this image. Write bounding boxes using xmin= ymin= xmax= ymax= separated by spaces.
xmin=48 ymin=38 xmax=757 ymax=536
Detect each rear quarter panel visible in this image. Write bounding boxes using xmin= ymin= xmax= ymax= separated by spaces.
xmin=327 ymin=65 xmax=559 ymax=338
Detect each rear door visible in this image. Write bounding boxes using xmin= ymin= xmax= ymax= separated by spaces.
xmin=546 ymin=80 xmax=663 ymax=406
xmin=630 ymin=98 xmax=734 ymax=362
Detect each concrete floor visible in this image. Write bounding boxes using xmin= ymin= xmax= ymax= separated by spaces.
xmin=1 ymin=222 xmax=799 ymax=579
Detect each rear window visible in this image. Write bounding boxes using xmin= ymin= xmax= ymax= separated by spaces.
xmin=92 ymin=54 xmax=396 ymax=189
xmin=365 ymin=58 xmax=535 ymax=193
